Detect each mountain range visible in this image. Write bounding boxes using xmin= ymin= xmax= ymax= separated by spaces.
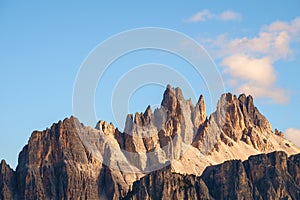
xmin=1 ymin=85 xmax=299 ymax=199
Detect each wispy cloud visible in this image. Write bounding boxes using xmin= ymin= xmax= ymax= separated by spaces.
xmin=200 ymin=17 xmax=300 ymax=104
xmin=267 ymin=18 xmax=300 ymax=35
xmin=185 ymin=9 xmax=241 ymax=23
xmin=219 ymin=10 xmax=242 ymax=21
xmin=285 ymin=128 xmax=300 ymax=147
xmin=185 ymin=9 xmax=212 ymax=23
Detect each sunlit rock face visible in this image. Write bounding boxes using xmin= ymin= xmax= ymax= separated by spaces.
xmin=1 ymin=85 xmax=300 ymax=199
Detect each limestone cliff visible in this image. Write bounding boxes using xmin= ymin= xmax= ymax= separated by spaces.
xmin=124 ymin=151 xmax=300 ymax=200
xmin=0 ymin=85 xmax=299 ymax=199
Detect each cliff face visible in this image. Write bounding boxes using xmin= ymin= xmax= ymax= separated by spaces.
xmin=124 ymin=151 xmax=300 ymax=200
xmin=0 ymin=160 xmax=15 ymax=200
xmin=118 ymin=85 xmax=208 ymax=173
xmin=123 ymin=165 xmax=211 ymax=200
xmin=0 ymin=86 xmax=300 ymax=199
xmin=118 ymin=86 xmax=299 ymax=175
xmin=14 ymin=117 xmax=131 ymax=200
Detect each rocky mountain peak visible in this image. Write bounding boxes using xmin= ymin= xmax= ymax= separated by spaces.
xmin=0 ymin=160 xmax=7 ymax=168
xmin=1 ymin=86 xmax=300 ymax=199
xmin=193 ymin=94 xmax=206 ymax=128
xmin=143 ymin=105 xmax=152 ymax=119
xmin=0 ymin=159 xmax=15 ymax=200
xmin=95 ymin=120 xmax=115 ymax=135
xmin=238 ymin=93 xmax=253 ymax=105
xmin=197 ymin=94 xmax=205 ymax=106
xmin=216 ymin=92 xmax=271 ymax=134
xmin=190 ymin=90 xmax=299 ymax=174
xmin=133 ymin=105 xmax=152 ymax=127
xmin=120 ymin=86 xmax=299 ymax=175
xmin=161 ymin=85 xmax=184 ymax=116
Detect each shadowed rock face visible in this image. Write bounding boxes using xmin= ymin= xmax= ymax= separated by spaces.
xmin=15 ymin=117 xmax=99 ymax=199
xmin=0 ymin=86 xmax=299 ymax=199
xmin=12 ymin=117 xmax=130 ymax=200
xmin=123 ymin=165 xmax=210 ymax=200
xmin=124 ymin=151 xmax=300 ymax=200
xmin=0 ymin=160 xmax=16 ymax=200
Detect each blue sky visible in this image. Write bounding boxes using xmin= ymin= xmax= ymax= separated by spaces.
xmin=1 ymin=1 xmax=300 ymax=168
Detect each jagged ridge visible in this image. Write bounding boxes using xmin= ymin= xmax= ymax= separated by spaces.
xmin=123 ymin=151 xmax=300 ymax=200
xmin=0 ymin=85 xmax=299 ymax=199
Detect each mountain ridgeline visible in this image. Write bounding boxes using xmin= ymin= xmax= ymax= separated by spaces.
xmin=0 ymin=85 xmax=299 ymax=199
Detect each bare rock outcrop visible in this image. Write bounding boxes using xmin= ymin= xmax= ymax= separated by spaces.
xmin=123 ymin=165 xmax=210 ymax=200
xmin=0 ymin=85 xmax=300 ymax=199
xmin=124 ymin=151 xmax=300 ymax=200
xmin=118 ymin=85 xmax=208 ymax=172
xmin=190 ymin=92 xmax=299 ymax=174
xmin=0 ymin=160 xmax=16 ymax=200
xmin=14 ymin=117 xmax=131 ymax=200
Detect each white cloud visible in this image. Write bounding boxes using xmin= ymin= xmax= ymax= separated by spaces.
xmin=221 ymin=55 xmax=275 ymax=86
xmin=221 ymin=54 xmax=289 ymax=103
xmin=212 ymin=31 xmax=292 ymax=60
xmin=185 ymin=9 xmax=241 ymax=23
xmin=201 ymin=17 xmax=300 ymax=104
xmin=237 ymin=83 xmax=289 ymax=104
xmin=274 ymin=31 xmax=291 ymax=59
xmin=219 ymin=10 xmax=242 ymax=21
xmin=185 ymin=9 xmax=212 ymax=23
xmin=285 ymin=128 xmax=300 ymax=147
xmin=266 ymin=17 xmax=300 ymax=36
